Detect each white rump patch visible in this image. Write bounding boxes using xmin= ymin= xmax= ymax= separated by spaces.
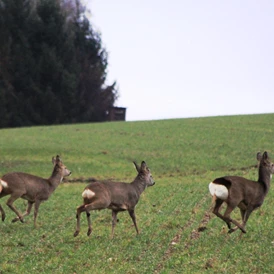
xmin=209 ymin=182 xmax=228 ymax=200
xmin=82 ymin=189 xmax=95 ymax=199
xmin=0 ymin=179 xmax=8 ymax=188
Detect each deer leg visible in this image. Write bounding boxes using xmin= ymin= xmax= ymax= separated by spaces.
xmin=223 ymin=206 xmax=246 ymax=234
xmin=86 ymin=210 xmax=92 ymax=236
xmin=6 ymin=196 xmax=24 ymax=223
xmin=84 ymin=200 xmax=110 ymax=237
xmin=237 ymin=209 xmax=248 ymax=237
xmin=128 ymin=209 xmax=139 ymax=235
xmin=212 ymin=199 xmax=231 ymax=228
xmin=213 ymin=199 xmax=246 ymax=233
xmin=74 ymin=204 xmax=86 ymax=237
xmin=228 ymin=209 xmax=245 ymax=233
xmin=33 ymin=200 xmax=42 ymax=227
xmin=12 ymin=201 xmax=33 ymax=223
xmin=0 ymin=204 xmax=6 ymax=221
xmin=241 ymin=207 xmax=254 ymax=232
xmin=212 ymin=198 xmax=224 ymax=215
xmin=232 ymin=208 xmax=253 ymax=238
xmin=111 ymin=210 xmax=118 ymax=238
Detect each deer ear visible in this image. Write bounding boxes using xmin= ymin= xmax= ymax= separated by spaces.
xmin=257 ymin=152 xmax=262 ymax=161
xmin=133 ymin=161 xmax=140 ymax=172
xmin=52 ymin=157 xmax=56 ymax=165
xmin=52 ymin=155 xmax=61 ymax=165
xmin=141 ymin=161 xmax=147 ymax=171
xmin=262 ymin=151 xmax=269 ymax=161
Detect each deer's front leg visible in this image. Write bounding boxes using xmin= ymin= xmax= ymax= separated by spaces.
xmin=34 ymin=200 xmax=42 ymax=227
xmin=128 ymin=209 xmax=139 ymax=235
xmin=111 ymin=210 xmax=118 ymax=238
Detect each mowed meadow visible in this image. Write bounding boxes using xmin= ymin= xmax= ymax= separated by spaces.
xmin=1 ymin=113 xmax=274 ymax=273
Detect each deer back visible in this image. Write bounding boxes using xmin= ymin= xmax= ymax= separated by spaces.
xmin=0 ymin=155 xmax=71 ymax=201
xmin=82 ymin=161 xmax=155 ymax=211
xmin=210 ymin=151 xmax=274 ymax=207
xmin=83 ymin=181 xmax=138 ymax=210
xmin=222 ymin=176 xmax=266 ymax=207
xmin=0 ymin=172 xmax=50 ymax=200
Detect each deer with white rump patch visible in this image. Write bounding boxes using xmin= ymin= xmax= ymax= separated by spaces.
xmin=0 ymin=155 xmax=71 ymax=226
xmin=209 ymin=151 xmax=274 ymax=234
xmin=74 ymin=161 xmax=155 ymax=238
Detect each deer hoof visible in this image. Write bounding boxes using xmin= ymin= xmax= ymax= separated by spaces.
xmin=74 ymin=231 xmax=79 ymax=237
xmin=87 ymin=229 xmax=92 ymax=236
xmin=228 ymin=226 xmax=246 ymax=234
xmin=1 ymin=215 xmax=5 ymax=222
xmin=12 ymin=217 xmax=22 ymax=223
xmin=228 ymin=227 xmax=238 ymax=234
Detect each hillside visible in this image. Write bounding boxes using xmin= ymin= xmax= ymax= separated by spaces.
xmin=0 ymin=113 xmax=274 ymax=273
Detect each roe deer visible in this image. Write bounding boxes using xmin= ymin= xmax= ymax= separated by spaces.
xmin=0 ymin=155 xmax=71 ymax=226
xmin=74 ymin=161 xmax=155 ymax=238
xmin=209 ymin=151 xmax=274 ymax=234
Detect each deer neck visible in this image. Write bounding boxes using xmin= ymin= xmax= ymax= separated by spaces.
xmin=258 ymin=168 xmax=272 ymax=194
xmin=48 ymin=169 xmax=63 ymax=191
xmin=131 ymin=176 xmax=147 ymax=195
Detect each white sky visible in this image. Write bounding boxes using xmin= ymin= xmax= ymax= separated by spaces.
xmin=86 ymin=0 xmax=274 ymax=121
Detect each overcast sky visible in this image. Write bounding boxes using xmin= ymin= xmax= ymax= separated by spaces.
xmin=86 ymin=0 xmax=274 ymax=121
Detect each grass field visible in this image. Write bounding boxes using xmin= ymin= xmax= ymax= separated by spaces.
xmin=1 ymin=113 xmax=274 ymax=273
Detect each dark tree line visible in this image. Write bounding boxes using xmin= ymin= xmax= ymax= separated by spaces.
xmin=0 ymin=0 xmax=118 ymax=128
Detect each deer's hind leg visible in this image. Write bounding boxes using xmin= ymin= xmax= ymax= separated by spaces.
xmin=6 ymin=195 xmax=24 ymax=223
xmin=212 ymin=198 xmax=230 ymax=227
xmin=74 ymin=204 xmax=86 ymax=237
xmin=223 ymin=205 xmax=246 ymax=234
xmin=213 ymin=199 xmax=234 ymax=231
xmin=0 ymin=204 xmax=6 ymax=221
xmin=84 ymin=200 xmax=110 ymax=237
xmin=12 ymin=201 xmax=33 ymax=223
xmin=228 ymin=208 xmax=246 ymax=234
xmin=86 ymin=210 xmax=92 ymax=237
xmin=212 ymin=198 xmax=246 ymax=233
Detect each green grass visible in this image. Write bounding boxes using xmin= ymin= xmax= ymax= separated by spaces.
xmin=1 ymin=113 xmax=274 ymax=273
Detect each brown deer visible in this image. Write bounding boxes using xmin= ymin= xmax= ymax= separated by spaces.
xmin=0 ymin=155 xmax=71 ymax=226
xmin=74 ymin=161 xmax=155 ymax=238
xmin=209 ymin=151 xmax=274 ymax=234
